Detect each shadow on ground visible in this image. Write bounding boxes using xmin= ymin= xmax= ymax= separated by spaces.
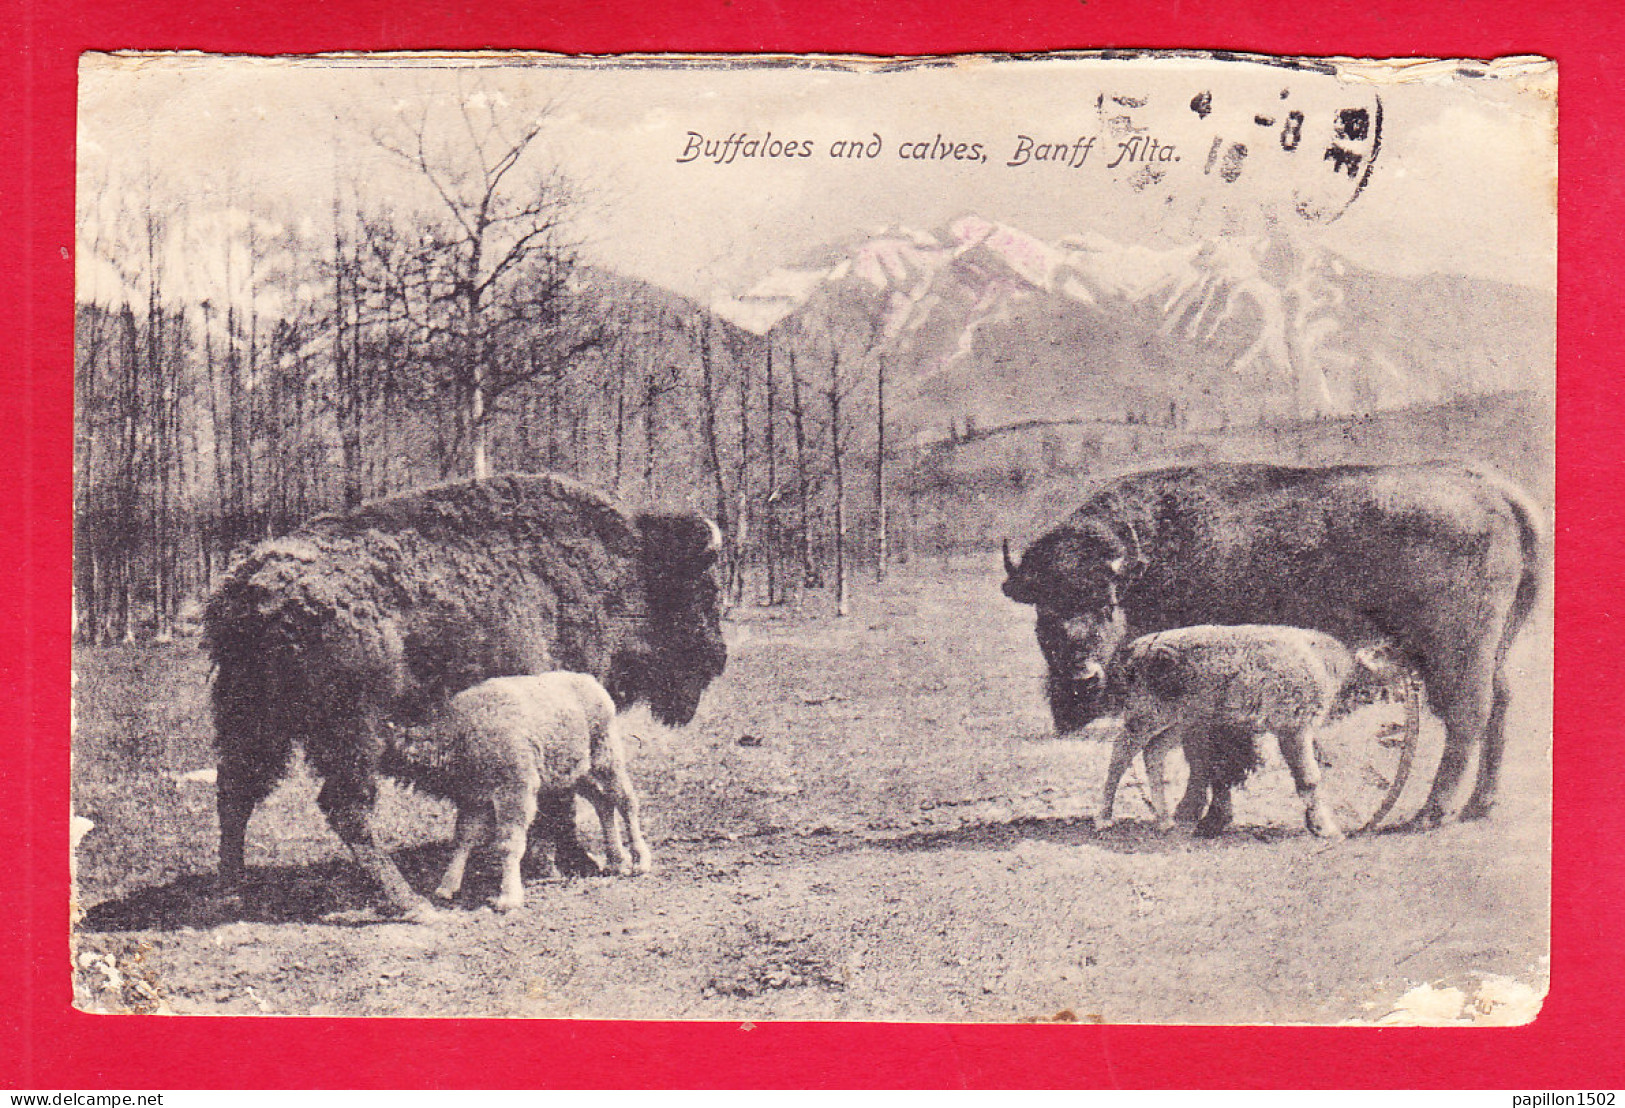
xmin=75 ymin=841 xmax=589 ymax=931
xmin=867 ymin=812 xmax=1333 ymax=856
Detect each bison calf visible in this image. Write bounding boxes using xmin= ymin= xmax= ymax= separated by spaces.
xmin=414 ymin=672 xmax=652 ymax=912
xmin=1096 ymin=625 xmax=1393 ymax=839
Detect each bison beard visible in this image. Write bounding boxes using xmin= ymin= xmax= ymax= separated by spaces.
xmin=1004 ymin=462 xmax=1546 ymax=828
xmin=204 ymin=473 xmax=726 ymax=917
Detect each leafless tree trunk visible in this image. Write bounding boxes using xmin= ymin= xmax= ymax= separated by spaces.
xmin=243 ymin=217 xmax=262 ymax=537
xmin=546 ymin=357 xmax=563 ymax=471
xmin=732 ymin=337 xmax=753 ymax=607
xmin=828 ymin=350 xmax=850 ymax=618
xmin=785 ymin=340 xmax=816 ymax=604
xmin=201 ymin=300 xmax=227 ymax=584
xmin=115 ymin=306 xmax=140 ymax=643
xmin=763 ymin=341 xmax=780 ymax=605
xmin=640 ymin=351 xmax=683 ymax=501
xmin=875 ymin=352 xmax=888 ymax=585
xmin=695 ymin=315 xmax=734 ymax=595
xmin=334 ymin=185 xmax=365 ymax=509
xmin=612 ymin=347 xmax=629 ymax=494
xmin=144 ymin=208 xmax=173 ymax=640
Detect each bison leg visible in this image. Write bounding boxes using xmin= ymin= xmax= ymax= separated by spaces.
xmin=1173 ymin=727 xmax=1212 ymax=826
xmin=530 ymin=793 xmax=601 ymax=877
xmin=306 ymin=708 xmax=428 ymax=916
xmin=1096 ymin=721 xmax=1149 ymax=829
xmin=1140 ymin=726 xmax=1184 ymax=831
xmin=584 ymin=714 xmax=652 ymax=875
xmin=215 ymin=728 xmax=292 ymax=895
xmin=435 ymin=802 xmax=494 ymax=902
xmin=317 ymin=781 xmax=424 ymax=916
xmin=1195 ymin=785 xmax=1233 ymax=838
xmin=311 ymin=716 xmax=428 ymax=918
xmin=1279 ymin=726 xmax=1343 ymax=840
xmin=1193 ymin=725 xmax=1239 ymax=837
xmin=580 ymin=771 xmax=651 ymax=876
xmin=490 ymin=774 xmax=540 ymax=912
xmin=1460 ymin=667 xmax=1514 ymax=821
xmin=606 ymin=763 xmax=653 ymax=875
xmin=1414 ymin=653 xmax=1497 ymax=828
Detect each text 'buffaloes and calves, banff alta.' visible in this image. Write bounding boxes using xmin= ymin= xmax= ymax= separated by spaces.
xmin=674 ymin=130 xmax=1182 ymax=168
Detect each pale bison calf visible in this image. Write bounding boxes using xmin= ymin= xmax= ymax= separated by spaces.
xmin=416 ymin=672 xmax=652 ymax=911
xmin=1096 ymin=625 xmax=1394 ymax=839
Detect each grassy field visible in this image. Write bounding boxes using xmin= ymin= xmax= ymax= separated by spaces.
xmin=71 ymin=558 xmax=1550 ymax=1023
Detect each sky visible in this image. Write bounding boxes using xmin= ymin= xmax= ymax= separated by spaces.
xmin=77 ymin=52 xmax=1557 ymax=308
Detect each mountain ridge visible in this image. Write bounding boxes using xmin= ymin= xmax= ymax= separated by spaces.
xmin=707 ymin=215 xmax=1554 ymax=432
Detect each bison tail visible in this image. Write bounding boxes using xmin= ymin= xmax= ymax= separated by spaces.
xmin=1505 ymin=483 xmax=1547 ymax=642
xmin=1468 ymin=464 xmax=1548 ymax=645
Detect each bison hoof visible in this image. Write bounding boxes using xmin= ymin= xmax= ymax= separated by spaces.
xmin=493 ymin=896 xmax=524 ymax=913
xmin=1155 ymin=817 xmax=1177 ymax=833
xmin=1405 ymin=808 xmax=1447 ymax=832
xmin=1306 ymin=808 xmax=1344 ymax=840
xmin=1091 ymin=814 xmax=1115 ymax=832
xmin=391 ymin=899 xmax=442 ymax=924
xmin=1194 ymin=815 xmax=1229 ymax=839
xmin=1458 ymin=799 xmax=1495 ymax=822
xmin=555 ymin=851 xmax=603 ymax=879
xmin=432 ymin=885 xmax=458 ymax=901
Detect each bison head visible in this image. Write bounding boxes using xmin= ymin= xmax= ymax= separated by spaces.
xmin=1003 ymin=519 xmax=1144 ymax=732
xmin=1034 ymin=604 xmax=1130 ymax=732
xmin=615 ymin=513 xmax=728 ymax=726
xmin=1001 ymin=519 xmax=1144 ymax=609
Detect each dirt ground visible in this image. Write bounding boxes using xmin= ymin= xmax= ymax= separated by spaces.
xmin=70 ymin=559 xmax=1551 ymax=1023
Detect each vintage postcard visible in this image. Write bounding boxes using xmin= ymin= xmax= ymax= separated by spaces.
xmin=72 ymin=51 xmax=1554 ymax=1023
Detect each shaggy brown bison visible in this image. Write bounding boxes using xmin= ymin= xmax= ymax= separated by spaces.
xmin=204 ymin=474 xmax=725 ymax=917
xmin=1098 ymin=624 xmax=1397 ymax=839
xmin=1002 ymin=462 xmax=1544 ymax=828
xmin=415 ymin=672 xmax=651 ymax=912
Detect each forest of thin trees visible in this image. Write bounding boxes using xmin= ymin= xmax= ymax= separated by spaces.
xmin=74 ymin=84 xmax=936 ymax=644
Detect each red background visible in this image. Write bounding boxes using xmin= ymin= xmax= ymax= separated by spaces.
xmin=6 ymin=0 xmax=1622 ymax=1089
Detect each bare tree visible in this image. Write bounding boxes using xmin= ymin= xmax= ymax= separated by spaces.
xmin=875 ymin=349 xmax=888 ymax=584
xmin=694 ymin=313 xmax=734 ymax=588
xmin=826 ymin=347 xmax=856 ymax=617
xmin=776 ymin=323 xmax=824 ymax=609
xmin=373 ymin=81 xmax=594 ymax=478
xmin=639 ymin=305 xmax=688 ymax=499
xmin=763 ymin=339 xmax=781 ymax=605
xmin=731 ymin=328 xmax=754 ymax=606
xmin=332 ymin=174 xmax=366 ymax=509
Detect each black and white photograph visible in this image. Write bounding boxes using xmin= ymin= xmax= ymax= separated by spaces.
xmin=71 ymin=50 xmax=1554 ymax=1023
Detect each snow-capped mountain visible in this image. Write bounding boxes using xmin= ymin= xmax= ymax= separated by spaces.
xmin=712 ymin=215 xmax=1554 ymax=429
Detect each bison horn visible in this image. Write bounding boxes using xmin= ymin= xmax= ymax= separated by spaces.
xmin=704 ymin=518 xmax=724 ymax=554
xmin=1109 ymin=521 xmax=1147 ymax=578
xmin=1002 ymin=538 xmax=1017 ymax=576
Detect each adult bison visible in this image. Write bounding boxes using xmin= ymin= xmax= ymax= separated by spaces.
xmin=204 ymin=473 xmax=726 ymax=917
xmin=1001 ymin=462 xmax=1545 ymax=827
